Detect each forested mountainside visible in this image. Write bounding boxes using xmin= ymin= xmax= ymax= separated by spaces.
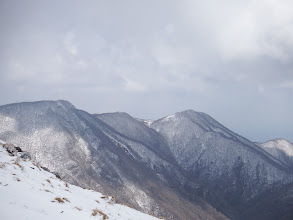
xmin=0 ymin=100 xmax=292 ymax=220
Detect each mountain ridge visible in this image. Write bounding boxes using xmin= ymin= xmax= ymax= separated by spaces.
xmin=0 ymin=100 xmax=227 ymax=220
xmin=151 ymin=109 xmax=290 ymax=172
xmin=1 ymin=100 xmax=292 ymax=220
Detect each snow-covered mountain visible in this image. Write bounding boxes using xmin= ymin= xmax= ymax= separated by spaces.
xmin=257 ymin=139 xmax=293 ymax=168
xmin=0 ymin=101 xmax=227 ymax=220
xmin=151 ymin=110 xmax=290 ymax=187
xmin=0 ymin=140 xmax=160 ymax=220
xmin=97 ymin=109 xmax=293 ymax=219
xmin=1 ymin=100 xmax=293 ymax=219
xmin=150 ymin=110 xmax=292 ymax=217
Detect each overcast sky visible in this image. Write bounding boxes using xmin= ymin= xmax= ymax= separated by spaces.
xmin=0 ymin=0 xmax=292 ymax=142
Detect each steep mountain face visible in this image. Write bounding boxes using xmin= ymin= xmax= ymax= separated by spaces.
xmin=257 ymin=139 xmax=293 ymax=168
xmin=96 ymin=112 xmax=174 ymax=164
xmin=0 ymin=101 xmax=227 ymax=220
xmin=150 ymin=110 xmax=292 ymax=217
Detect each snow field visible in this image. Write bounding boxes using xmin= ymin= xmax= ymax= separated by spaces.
xmin=0 ymin=141 xmax=159 ymax=220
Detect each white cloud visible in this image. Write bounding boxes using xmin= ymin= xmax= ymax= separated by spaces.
xmin=1 ymin=0 xmax=293 ymax=141
xmin=55 ymin=54 xmax=63 ymax=64
xmin=7 ymin=60 xmax=36 ymax=80
xmin=76 ymin=60 xmax=88 ymax=70
xmin=123 ymin=77 xmax=146 ymax=92
xmin=279 ymin=81 xmax=293 ymax=91
xmin=64 ymin=31 xmax=78 ymax=56
xmin=257 ymin=84 xmax=265 ymax=94
xmin=183 ymin=0 xmax=293 ymax=61
xmin=164 ymin=24 xmax=175 ymax=35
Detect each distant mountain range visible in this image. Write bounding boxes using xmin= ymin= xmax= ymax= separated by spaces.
xmin=0 ymin=100 xmax=292 ymax=220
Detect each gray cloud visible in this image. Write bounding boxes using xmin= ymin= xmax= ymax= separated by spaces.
xmin=0 ymin=0 xmax=292 ymax=142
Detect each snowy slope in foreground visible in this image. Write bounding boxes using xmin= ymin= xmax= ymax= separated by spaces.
xmin=0 ymin=141 xmax=159 ymax=220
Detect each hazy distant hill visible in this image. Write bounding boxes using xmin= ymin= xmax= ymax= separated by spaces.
xmin=257 ymin=138 xmax=293 ymax=168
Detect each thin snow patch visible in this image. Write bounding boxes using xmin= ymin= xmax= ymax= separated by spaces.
xmin=76 ymin=137 xmax=91 ymax=158
xmin=0 ymin=115 xmax=16 ymax=133
xmin=127 ymin=183 xmax=153 ymax=211
xmin=135 ymin=118 xmax=153 ymax=127
xmin=143 ymin=120 xmax=153 ymax=127
xmin=163 ymin=114 xmax=176 ymax=121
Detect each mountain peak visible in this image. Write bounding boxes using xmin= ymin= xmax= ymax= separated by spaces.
xmin=180 ymin=109 xmax=197 ymax=114
xmin=154 ymin=109 xmax=213 ymax=127
xmin=264 ymin=138 xmax=293 ymax=145
xmin=0 ymin=100 xmax=76 ymax=110
xmin=97 ymin=111 xmax=131 ymax=118
xmin=54 ymin=100 xmax=76 ymax=109
xmin=177 ymin=109 xmax=206 ymax=117
xmin=37 ymin=99 xmax=76 ymax=109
